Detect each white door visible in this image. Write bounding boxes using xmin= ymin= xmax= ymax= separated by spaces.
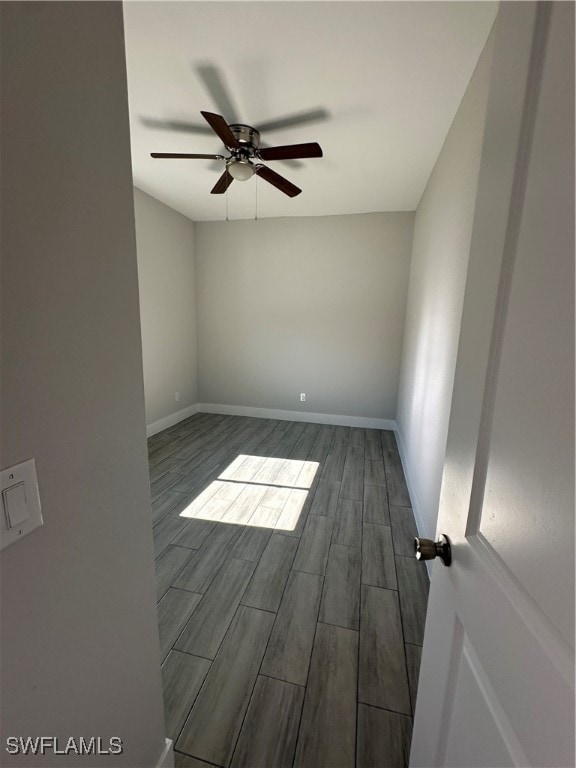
xmin=410 ymin=3 xmax=574 ymax=767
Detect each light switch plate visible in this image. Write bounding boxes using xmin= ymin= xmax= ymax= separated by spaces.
xmin=1 ymin=459 xmax=43 ymax=550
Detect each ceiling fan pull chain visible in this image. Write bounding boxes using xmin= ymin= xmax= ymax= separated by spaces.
xmin=255 ymin=173 xmax=258 ymax=221
xmin=225 ymin=178 xmax=229 ymax=222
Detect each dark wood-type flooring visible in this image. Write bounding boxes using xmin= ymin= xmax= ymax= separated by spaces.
xmin=147 ymin=413 xmax=429 ymax=768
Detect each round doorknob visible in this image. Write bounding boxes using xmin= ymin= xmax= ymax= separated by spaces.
xmin=414 ymin=534 xmax=452 ymax=566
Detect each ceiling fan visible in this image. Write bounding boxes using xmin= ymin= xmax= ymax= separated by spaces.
xmin=151 ymin=110 xmax=323 ymax=198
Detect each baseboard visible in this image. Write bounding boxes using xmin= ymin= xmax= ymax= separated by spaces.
xmin=197 ymin=402 xmax=395 ymax=430
xmin=155 ymin=738 xmax=173 ymax=768
xmin=146 ymin=404 xmax=200 ymax=437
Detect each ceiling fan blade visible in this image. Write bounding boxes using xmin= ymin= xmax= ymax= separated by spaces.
xmin=259 ymin=142 xmax=323 ymax=161
xmin=195 ymin=64 xmax=240 ymax=124
xmin=256 ymin=108 xmax=329 ymax=133
xmin=211 ymin=170 xmax=234 ymax=194
xmin=151 ymin=152 xmax=224 ymax=160
xmin=255 ymin=165 xmax=301 ymax=198
xmin=259 ymin=141 xmax=302 ymax=169
xmin=201 ymin=111 xmax=240 ymax=149
xmin=141 ymin=117 xmax=213 ymax=135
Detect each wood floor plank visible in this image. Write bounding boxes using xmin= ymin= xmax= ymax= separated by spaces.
xmin=292 ymin=514 xmax=333 ymax=575
xmin=333 ymin=498 xmax=362 ymax=548
xmin=320 ymin=452 xmax=346 ymax=481
xmin=230 ymin=675 xmax=304 ymax=768
xmin=406 ymin=642 xmax=423 ymax=715
xmin=293 ymin=622 xmax=358 ymax=768
xmin=164 ymin=491 xmax=204 ymax=520
xmin=275 ymin=488 xmax=309 ymax=537
xmin=384 ymin=450 xmax=411 ymax=507
xmin=218 ymin=454 xmax=258 ymax=481
xmin=173 ymin=523 xmax=243 ymax=593
xmin=359 ymin=585 xmax=411 ymax=714
xmin=172 ymin=518 xmax=217 ymax=550
xmin=170 ymin=480 xmax=222 ymax=521
xmin=151 ymin=490 xmax=188 ymax=526
xmin=149 ymin=455 xmax=185 ymax=483
xmin=331 ymin=425 xmax=351 ymax=454
xmin=363 ymin=483 xmax=390 ymax=526
xmin=390 ymin=505 xmax=419 ymax=557
xmin=260 ymin=484 xmax=292 ymax=512
xmin=350 ymin=427 xmax=365 ymax=448
xmin=364 ymin=459 xmax=387 ymax=487
xmin=230 ymin=526 xmax=272 ymax=562
xmin=220 ymin=483 xmax=268 ymax=525
xmin=226 ymin=454 xmax=266 ymax=481
xmin=319 ymin=544 xmax=361 ymax=630
xmin=252 ymin=456 xmax=286 ymax=484
xmin=307 ymin=426 xmax=335 ymax=463
xmin=380 ymin=430 xmax=398 ymax=452
xmin=309 ymin=479 xmax=340 ymax=518
xmin=148 ymin=435 xmax=181 ymax=455
xmin=261 ymin=570 xmax=323 ymax=686
xmin=241 ymin=422 xmax=281 ymax=455
xmin=174 ymin=753 xmax=214 ymax=768
xmin=246 ymin=505 xmax=281 ymax=529
xmin=271 ymin=433 xmax=304 ymax=459
xmin=176 ymin=606 xmax=275 ymax=766
xmin=357 ymin=704 xmax=412 ymax=768
xmin=148 ymin=439 xmax=179 ymax=464
xmin=344 ymin=444 xmax=365 ymax=470
xmin=157 ymin=588 xmax=202 ymax=661
xmin=290 ymin=433 xmax=316 ymax=461
xmin=151 ymin=470 xmax=186 ymax=501
xmin=242 ymin=533 xmax=298 ymax=612
xmin=362 ymin=523 xmax=397 ymax=589
xmin=153 ymin=513 xmax=192 ymax=559
xmin=161 ymin=650 xmax=211 ymax=742
xmin=210 ymin=478 xmax=246 ymax=503
xmin=365 ymin=430 xmax=383 ymax=460
xmin=259 ymin=422 xmax=288 ymax=448
xmin=171 ymin=455 xmax=225 ymax=495
xmin=187 ymin=494 xmax=232 ymax=522
xmin=296 ymin=459 xmax=320 ymax=490
xmin=340 ymin=466 xmax=363 ymax=500
xmin=168 ymin=439 xmax=207 ymax=462
xmin=275 ymin=457 xmax=305 ymax=486
xmin=395 ymin=555 xmax=429 ymax=646
xmin=178 ymin=448 xmax=220 ymax=476
xmin=155 ymin=545 xmax=196 ymax=602
xmin=174 ymin=558 xmax=256 ymax=659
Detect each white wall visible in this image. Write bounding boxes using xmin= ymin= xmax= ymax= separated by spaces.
xmin=0 ymin=4 xmax=166 ymax=766
xmin=395 ymin=28 xmax=495 ymax=538
xmin=134 ymin=188 xmax=198 ymax=431
xmin=195 ymin=213 xmax=414 ymax=420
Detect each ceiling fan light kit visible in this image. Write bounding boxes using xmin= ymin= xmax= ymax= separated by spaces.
xmin=151 ymin=110 xmax=323 ymax=199
xmin=227 ymin=159 xmax=255 ymax=181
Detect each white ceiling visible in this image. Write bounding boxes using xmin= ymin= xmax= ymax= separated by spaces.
xmin=123 ymin=1 xmax=497 ymax=222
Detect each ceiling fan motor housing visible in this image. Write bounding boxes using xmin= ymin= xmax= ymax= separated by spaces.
xmin=229 ymin=124 xmax=261 ymax=153
xmin=227 ymin=124 xmax=260 ymax=179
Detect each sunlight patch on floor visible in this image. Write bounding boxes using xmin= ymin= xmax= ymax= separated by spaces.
xmin=178 ymin=455 xmax=319 ymax=531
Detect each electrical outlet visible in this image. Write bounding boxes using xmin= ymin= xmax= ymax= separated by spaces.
xmin=175 ymin=392 xmax=180 ymax=402
xmin=300 ymin=393 xmax=306 ymax=402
